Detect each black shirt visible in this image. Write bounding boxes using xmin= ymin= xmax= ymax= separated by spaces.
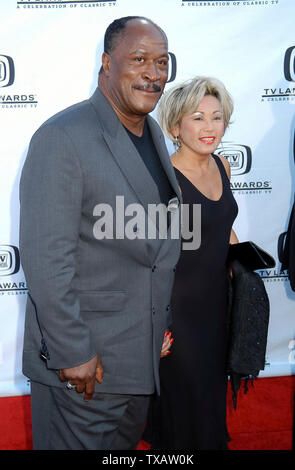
xmin=125 ymin=121 xmax=174 ymax=206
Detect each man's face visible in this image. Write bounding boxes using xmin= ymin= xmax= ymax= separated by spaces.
xmin=102 ymin=20 xmax=169 ymax=117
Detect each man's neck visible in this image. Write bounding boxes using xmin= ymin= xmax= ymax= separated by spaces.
xmin=117 ymin=113 xmax=146 ymax=137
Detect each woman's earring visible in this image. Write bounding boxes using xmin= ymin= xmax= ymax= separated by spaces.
xmin=173 ymin=135 xmax=180 ymax=151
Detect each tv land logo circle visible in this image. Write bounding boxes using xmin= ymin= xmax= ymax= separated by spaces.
xmin=0 ymin=245 xmax=20 ymax=276
xmin=217 ymin=143 xmax=252 ymax=176
xmin=167 ymin=52 xmax=177 ymax=84
xmin=0 ymin=55 xmax=15 ymax=88
xmin=284 ymin=46 xmax=295 ymax=82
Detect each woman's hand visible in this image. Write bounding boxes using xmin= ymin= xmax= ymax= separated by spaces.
xmin=161 ymin=330 xmax=174 ymax=358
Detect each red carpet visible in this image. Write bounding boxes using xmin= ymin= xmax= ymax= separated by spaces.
xmin=225 ymin=375 xmax=295 ymax=450
xmin=0 ymin=376 xmax=294 ymax=450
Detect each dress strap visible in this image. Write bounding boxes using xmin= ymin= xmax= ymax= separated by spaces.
xmin=212 ymin=153 xmax=229 ymax=183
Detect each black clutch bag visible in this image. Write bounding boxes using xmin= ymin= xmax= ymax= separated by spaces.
xmin=228 ymin=241 xmax=275 ymax=271
xmin=226 ymin=241 xmax=274 ymax=409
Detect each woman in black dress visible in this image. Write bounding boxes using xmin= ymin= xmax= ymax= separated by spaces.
xmin=149 ymin=76 xmax=239 ymax=450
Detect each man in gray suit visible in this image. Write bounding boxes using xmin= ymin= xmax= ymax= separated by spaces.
xmin=19 ymin=16 xmax=181 ymax=450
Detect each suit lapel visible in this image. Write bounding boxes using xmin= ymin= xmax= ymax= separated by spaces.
xmin=90 ymin=88 xmax=165 ymax=211
xmin=104 ymin=126 xmax=164 ymax=211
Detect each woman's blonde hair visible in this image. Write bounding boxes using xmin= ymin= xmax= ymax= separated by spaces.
xmin=157 ymin=76 xmax=234 ymax=143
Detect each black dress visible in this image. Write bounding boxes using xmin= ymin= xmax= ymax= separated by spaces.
xmin=146 ymin=154 xmax=238 ymax=450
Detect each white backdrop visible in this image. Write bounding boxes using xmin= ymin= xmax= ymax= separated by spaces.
xmin=0 ymin=0 xmax=295 ymax=397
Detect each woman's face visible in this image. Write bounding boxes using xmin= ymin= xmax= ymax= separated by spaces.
xmin=173 ymin=95 xmax=225 ymax=157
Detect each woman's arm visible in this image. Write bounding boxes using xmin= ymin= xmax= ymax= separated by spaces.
xmin=230 ymin=228 xmax=239 ymax=245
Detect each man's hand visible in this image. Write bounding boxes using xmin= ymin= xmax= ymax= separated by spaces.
xmin=59 ymin=354 xmax=104 ymax=401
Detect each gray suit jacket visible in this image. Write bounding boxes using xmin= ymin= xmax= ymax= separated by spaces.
xmin=19 ymin=88 xmax=181 ymax=395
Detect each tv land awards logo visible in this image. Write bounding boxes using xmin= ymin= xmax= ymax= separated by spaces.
xmin=17 ymin=0 xmax=117 ymax=9
xmin=0 ymin=55 xmax=38 ymax=109
xmin=0 ymin=245 xmax=27 ymax=296
xmin=261 ymin=46 xmax=295 ymax=103
xmin=217 ymin=143 xmax=272 ymax=196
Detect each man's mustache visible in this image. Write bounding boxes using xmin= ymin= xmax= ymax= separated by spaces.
xmin=134 ymin=83 xmax=162 ymax=92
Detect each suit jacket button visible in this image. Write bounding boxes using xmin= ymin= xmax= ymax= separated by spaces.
xmin=152 ymin=265 xmax=157 ymax=272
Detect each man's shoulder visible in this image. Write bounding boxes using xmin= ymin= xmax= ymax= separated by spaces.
xmin=32 ymin=88 xmax=112 ymax=143
xmin=38 ymin=97 xmax=94 ymax=134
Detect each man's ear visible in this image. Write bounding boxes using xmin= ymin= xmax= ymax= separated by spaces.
xmin=101 ymin=52 xmax=111 ymax=76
